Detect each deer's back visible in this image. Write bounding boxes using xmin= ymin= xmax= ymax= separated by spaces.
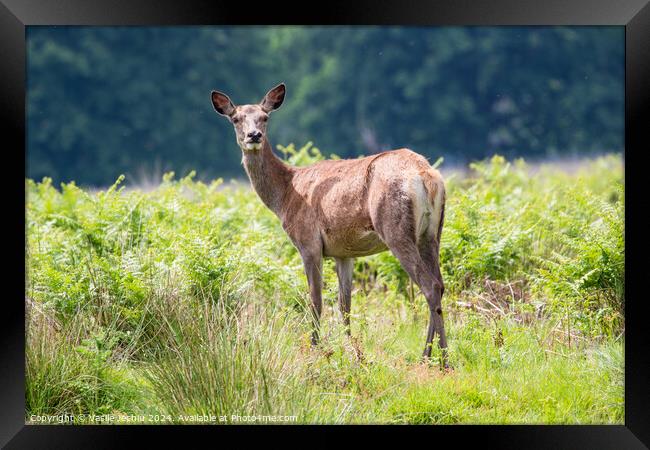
xmin=281 ymin=148 xmax=444 ymax=258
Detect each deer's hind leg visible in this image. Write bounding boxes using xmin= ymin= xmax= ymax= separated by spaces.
xmin=417 ymin=232 xmax=448 ymax=365
xmin=373 ymin=195 xmax=448 ymax=367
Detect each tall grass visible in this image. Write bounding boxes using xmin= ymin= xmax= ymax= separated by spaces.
xmin=25 ymin=299 xmax=145 ymax=418
xmin=25 ymin=148 xmax=624 ymax=424
xmin=141 ymin=288 xmax=346 ymax=422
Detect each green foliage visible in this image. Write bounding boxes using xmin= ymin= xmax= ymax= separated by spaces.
xmin=276 ymin=141 xmax=338 ymax=166
xmin=533 ymin=182 xmax=624 ymax=337
xmin=25 ymin=153 xmax=624 ymax=423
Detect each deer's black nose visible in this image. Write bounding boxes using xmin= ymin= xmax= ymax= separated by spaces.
xmin=247 ymin=131 xmax=263 ymax=142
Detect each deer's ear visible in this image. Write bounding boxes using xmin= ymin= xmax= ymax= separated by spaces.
xmin=211 ymin=91 xmax=236 ymax=117
xmin=260 ymin=83 xmax=286 ymax=113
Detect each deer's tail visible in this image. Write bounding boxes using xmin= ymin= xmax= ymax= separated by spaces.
xmin=421 ymin=168 xmax=446 ymax=246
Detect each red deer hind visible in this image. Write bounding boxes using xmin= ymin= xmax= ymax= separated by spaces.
xmin=211 ymin=83 xmax=449 ymax=367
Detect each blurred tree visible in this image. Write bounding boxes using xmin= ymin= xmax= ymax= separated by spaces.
xmin=27 ymin=26 xmax=624 ymax=186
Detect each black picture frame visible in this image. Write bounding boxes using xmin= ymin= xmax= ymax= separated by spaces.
xmin=2 ymin=0 xmax=648 ymax=447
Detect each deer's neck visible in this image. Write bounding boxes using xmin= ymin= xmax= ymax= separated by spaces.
xmin=242 ymin=138 xmax=294 ymax=215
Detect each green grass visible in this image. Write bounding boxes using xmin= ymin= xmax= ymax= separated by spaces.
xmin=25 ymin=147 xmax=624 ymax=424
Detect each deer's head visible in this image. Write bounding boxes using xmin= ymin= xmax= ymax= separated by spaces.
xmin=211 ymin=83 xmax=286 ymax=152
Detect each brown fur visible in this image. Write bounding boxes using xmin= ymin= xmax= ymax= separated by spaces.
xmin=211 ymin=84 xmax=449 ymax=366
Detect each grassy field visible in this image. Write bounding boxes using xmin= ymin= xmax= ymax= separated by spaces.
xmin=25 ymin=146 xmax=624 ymax=424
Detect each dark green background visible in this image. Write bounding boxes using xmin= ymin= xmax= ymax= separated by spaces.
xmin=27 ymin=26 xmax=624 ymax=186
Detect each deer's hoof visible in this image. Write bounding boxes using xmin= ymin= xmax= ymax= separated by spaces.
xmin=441 ymin=361 xmax=454 ymax=373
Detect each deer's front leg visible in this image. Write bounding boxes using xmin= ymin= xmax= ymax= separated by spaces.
xmin=300 ymin=248 xmax=323 ymax=345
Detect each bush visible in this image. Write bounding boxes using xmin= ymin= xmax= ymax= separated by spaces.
xmin=25 ymin=151 xmax=624 ymax=422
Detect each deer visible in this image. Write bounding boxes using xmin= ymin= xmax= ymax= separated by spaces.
xmin=211 ymin=83 xmax=449 ymax=367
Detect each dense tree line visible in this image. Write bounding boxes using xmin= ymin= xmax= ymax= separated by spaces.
xmin=27 ymin=26 xmax=623 ymax=186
